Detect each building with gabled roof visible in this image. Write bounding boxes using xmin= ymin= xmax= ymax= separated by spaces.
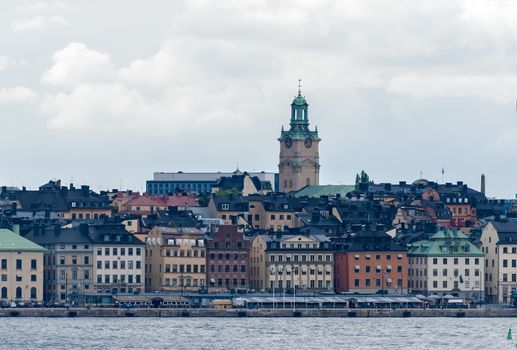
xmin=0 ymin=227 xmax=46 ymax=303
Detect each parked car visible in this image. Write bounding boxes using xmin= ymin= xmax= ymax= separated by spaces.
xmin=9 ymin=302 xmax=17 ymax=308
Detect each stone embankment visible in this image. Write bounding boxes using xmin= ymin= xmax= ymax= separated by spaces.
xmin=1 ymin=308 xmax=517 ymax=317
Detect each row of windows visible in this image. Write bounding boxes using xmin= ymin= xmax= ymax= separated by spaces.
xmin=209 ymin=265 xmax=246 ymax=273
xmin=96 ymin=274 xmax=141 ymax=284
xmin=210 ymin=278 xmax=246 ymax=287
xmin=354 ymin=266 xmax=403 ymax=274
xmin=270 ymin=254 xmax=331 ymax=262
xmin=162 ymin=264 xmax=205 ymax=274
xmin=354 ymin=278 xmax=401 ymax=288
xmin=97 ymin=260 xmax=141 ymax=270
xmin=269 ymin=280 xmax=331 ymax=289
xmin=410 ymin=268 xmax=480 ymax=277
xmin=355 ymin=254 xmax=403 ymax=261
xmin=162 ymin=278 xmax=205 ymax=287
xmin=502 ymin=247 xmax=517 ymax=254
xmin=0 ymin=274 xmax=37 ymax=282
xmin=58 ymin=244 xmax=89 ymax=250
xmin=410 ymin=257 xmax=481 ymax=265
xmin=0 ymin=286 xmax=37 ymax=299
xmin=0 ymin=259 xmax=37 ymax=270
xmin=163 ymin=249 xmax=205 ymax=258
xmin=208 ymin=253 xmax=247 ymax=260
xmin=71 ymin=213 xmax=100 ymax=220
xmin=96 ymin=247 xmax=141 ymax=256
xmin=269 ymin=266 xmax=332 ymax=275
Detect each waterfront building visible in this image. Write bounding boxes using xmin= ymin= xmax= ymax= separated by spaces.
xmin=249 ymin=233 xmax=334 ymax=292
xmin=205 ymin=225 xmax=250 ymax=291
xmin=278 ymin=86 xmax=321 ymax=193
xmin=146 ymin=171 xmax=278 ymax=195
xmin=25 ymin=225 xmax=93 ymax=303
xmin=145 ymin=226 xmax=206 ymax=292
xmin=90 ymin=223 xmax=145 ymax=295
xmin=334 ymin=227 xmax=408 ymax=294
xmin=408 ymin=228 xmax=484 ymax=300
xmin=480 ymin=221 xmax=517 ymax=304
xmin=0 ymin=226 xmax=46 ymax=303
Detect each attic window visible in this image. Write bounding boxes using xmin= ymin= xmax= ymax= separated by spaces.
xmin=283 ymin=204 xmax=289 ymax=209
xmin=104 ymin=235 xmax=109 ymax=242
xmin=221 ymin=204 xmax=230 ymax=211
xmin=71 ymin=202 xmax=77 ymax=208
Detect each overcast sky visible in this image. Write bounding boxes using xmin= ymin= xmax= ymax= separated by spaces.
xmin=1 ymin=0 xmax=517 ymax=198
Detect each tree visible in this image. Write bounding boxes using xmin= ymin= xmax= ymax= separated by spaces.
xmin=355 ymin=170 xmax=373 ymax=189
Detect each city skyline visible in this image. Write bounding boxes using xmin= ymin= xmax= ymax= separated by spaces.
xmin=1 ymin=1 xmax=516 ymax=198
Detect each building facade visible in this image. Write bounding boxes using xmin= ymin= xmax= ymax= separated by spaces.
xmin=408 ymin=229 xmax=484 ymax=300
xmin=334 ymin=228 xmax=408 ymax=294
xmin=25 ymin=225 xmax=94 ymax=304
xmin=145 ymin=226 xmax=206 ymax=292
xmin=0 ymin=227 xmax=46 ymax=303
xmin=205 ymin=225 xmax=250 ymax=291
xmin=250 ymin=233 xmax=334 ymax=292
xmin=481 ymin=221 xmax=517 ymax=304
xmin=278 ymin=87 xmax=321 ymax=193
xmin=90 ymin=224 xmax=145 ymax=295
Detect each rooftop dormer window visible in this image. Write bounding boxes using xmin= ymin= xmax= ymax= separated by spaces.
xmin=104 ymin=235 xmax=109 ymax=242
xmin=221 ymin=204 xmax=230 ymax=211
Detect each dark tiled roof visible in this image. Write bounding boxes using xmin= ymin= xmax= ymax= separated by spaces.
xmin=25 ymin=225 xmax=92 ymax=245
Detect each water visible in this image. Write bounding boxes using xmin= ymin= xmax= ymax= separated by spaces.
xmin=0 ymin=317 xmax=515 ymax=349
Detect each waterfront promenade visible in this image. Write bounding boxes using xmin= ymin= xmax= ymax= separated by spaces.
xmin=2 ymin=307 xmax=517 ymax=318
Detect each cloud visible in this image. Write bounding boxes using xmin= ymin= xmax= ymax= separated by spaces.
xmin=0 ymin=87 xmax=38 ymax=104
xmin=387 ymin=73 xmax=517 ymax=104
xmin=42 ymin=43 xmax=113 ymax=86
xmin=0 ymin=57 xmax=14 ymax=72
xmin=11 ymin=1 xmax=67 ymax=14
xmin=11 ymin=15 xmax=68 ymax=32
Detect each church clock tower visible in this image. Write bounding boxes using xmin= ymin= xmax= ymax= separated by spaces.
xmin=278 ymin=83 xmax=321 ymax=192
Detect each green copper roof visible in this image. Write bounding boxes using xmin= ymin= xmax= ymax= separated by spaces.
xmin=408 ymin=228 xmax=483 ymax=257
xmin=294 ymin=185 xmax=355 ymax=198
xmin=0 ymin=229 xmax=47 ymax=252
xmin=292 ymin=94 xmax=308 ymax=106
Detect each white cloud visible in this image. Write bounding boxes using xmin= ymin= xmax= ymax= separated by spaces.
xmin=41 ymin=84 xmax=149 ymax=129
xmin=42 ymin=43 xmax=113 ymax=86
xmin=387 ymin=73 xmax=517 ymax=104
xmin=0 ymin=57 xmax=14 ymax=72
xmin=11 ymin=1 xmax=67 ymax=14
xmin=11 ymin=15 xmax=68 ymax=32
xmin=0 ymin=87 xmax=38 ymax=104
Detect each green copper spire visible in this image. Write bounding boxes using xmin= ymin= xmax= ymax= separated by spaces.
xmin=279 ymin=80 xmax=319 ymax=140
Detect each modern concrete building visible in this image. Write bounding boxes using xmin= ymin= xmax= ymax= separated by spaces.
xmin=249 ymin=233 xmax=334 ymax=292
xmin=480 ymin=221 xmax=517 ymax=304
xmin=145 ymin=226 xmax=206 ymax=292
xmin=408 ymin=228 xmax=484 ymax=300
xmin=0 ymin=227 xmax=46 ymax=303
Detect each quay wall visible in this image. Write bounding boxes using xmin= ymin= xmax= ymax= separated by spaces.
xmin=2 ymin=308 xmax=517 ymax=317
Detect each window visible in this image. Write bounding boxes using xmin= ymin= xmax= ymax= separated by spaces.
xmin=84 ymin=256 xmax=90 ymax=265
xmin=1 ymin=259 xmax=6 ymax=269
xmin=16 ymin=259 xmax=22 ymax=270
xmin=31 ymin=259 xmax=37 ymax=270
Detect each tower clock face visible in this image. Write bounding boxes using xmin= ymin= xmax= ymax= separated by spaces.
xmin=284 ymin=137 xmax=293 ymax=148
xmin=304 ymin=137 xmax=313 ymax=148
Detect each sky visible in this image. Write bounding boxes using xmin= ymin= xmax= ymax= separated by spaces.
xmin=1 ymin=0 xmax=517 ymax=198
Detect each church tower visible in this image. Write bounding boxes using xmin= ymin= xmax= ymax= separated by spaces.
xmin=278 ymin=83 xmax=321 ymax=192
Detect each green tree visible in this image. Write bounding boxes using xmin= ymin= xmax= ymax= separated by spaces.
xmin=355 ymin=170 xmax=373 ymax=188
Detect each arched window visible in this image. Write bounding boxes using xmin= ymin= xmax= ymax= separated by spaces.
xmin=30 ymin=287 xmax=37 ymax=299
xmin=306 ymin=178 xmax=310 ymax=186
xmin=1 ymin=287 xmax=7 ymax=299
xmin=16 ymin=287 xmax=22 ymax=299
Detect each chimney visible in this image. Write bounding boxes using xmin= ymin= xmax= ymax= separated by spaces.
xmin=12 ymin=224 xmax=20 ymax=235
xmin=481 ymin=174 xmax=486 ymax=194
xmin=70 ymin=183 xmax=75 ymax=190
xmin=81 ymin=185 xmax=90 ymax=195
xmin=457 ymin=181 xmax=463 ymax=187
